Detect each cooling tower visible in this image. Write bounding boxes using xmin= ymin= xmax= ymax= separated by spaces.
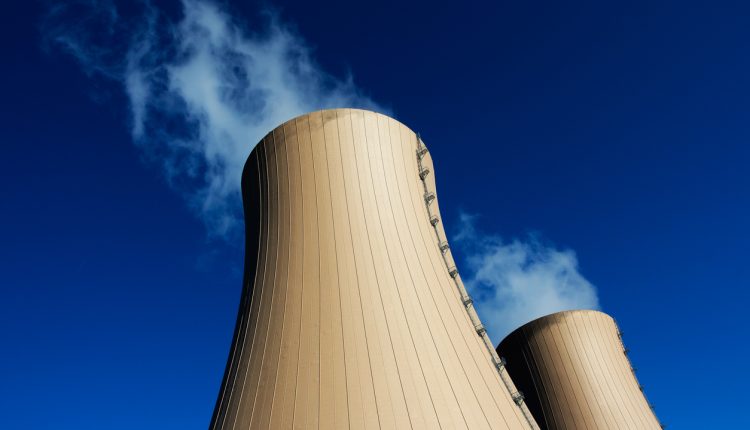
xmin=210 ymin=109 xmax=538 ymax=429
xmin=496 ymin=310 xmax=661 ymax=430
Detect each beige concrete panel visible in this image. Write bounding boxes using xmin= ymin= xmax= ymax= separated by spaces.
xmin=211 ymin=109 xmax=538 ymax=429
xmin=344 ymin=109 xmax=400 ymax=429
xmin=326 ymin=110 xmax=379 ymax=430
xmin=269 ymin=119 xmax=304 ymax=429
xmin=250 ymin=128 xmax=292 ymax=429
xmin=244 ymin=134 xmax=279 ymax=430
xmin=379 ymin=116 xmax=453 ymax=430
xmin=562 ymin=313 xmax=614 ymax=429
xmin=587 ymin=315 xmax=638 ymax=428
xmin=527 ymin=320 xmax=573 ymax=428
xmin=568 ymin=312 xmax=622 ymax=428
xmin=211 ymin=146 xmax=268 ymax=430
xmin=542 ymin=319 xmax=586 ymax=429
xmin=224 ymin=140 xmax=276 ymax=429
xmin=551 ymin=314 xmax=599 ymax=428
xmin=294 ymin=113 xmax=321 ymax=429
xmin=598 ymin=315 xmax=652 ymax=428
xmin=312 ymin=111 xmax=348 ymax=430
xmin=236 ymin=135 xmax=283 ymax=428
xmin=497 ymin=310 xmax=661 ymax=430
xmin=581 ymin=314 xmax=637 ymax=428
xmin=366 ymin=112 xmax=431 ymax=429
xmin=518 ymin=335 xmax=557 ymax=429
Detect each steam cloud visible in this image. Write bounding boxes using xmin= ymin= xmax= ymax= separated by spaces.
xmin=44 ymin=0 xmax=383 ymax=238
xmin=454 ymin=213 xmax=600 ymax=343
xmin=45 ymin=1 xmax=600 ymax=344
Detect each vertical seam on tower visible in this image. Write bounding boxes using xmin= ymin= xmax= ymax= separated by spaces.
xmin=547 ymin=318 xmax=589 ymax=430
xmin=293 ymin=117 xmax=306 ymax=428
xmin=342 ymin=110 xmax=382 ymax=429
xmin=569 ymin=315 xmax=606 ymax=429
xmin=616 ymin=318 xmax=656 ymax=428
xmin=600 ymin=316 xmax=645 ymax=429
xmin=213 ymin=147 xmax=264 ymax=430
xmin=262 ymin=127 xmax=291 ymax=425
xmin=224 ymin=142 xmax=272 ymax=430
xmin=583 ymin=316 xmax=628 ymax=427
xmin=268 ymin=125 xmax=294 ymax=426
xmin=529 ymin=324 xmax=562 ymax=429
xmin=558 ymin=317 xmax=600 ymax=430
xmin=543 ymin=321 xmax=575 ymax=429
xmin=558 ymin=317 xmax=601 ymax=429
xmin=306 ymin=114 xmax=321 ymax=430
xmin=612 ymin=317 xmax=648 ymax=429
xmin=355 ymin=111 xmax=412 ymax=428
xmin=569 ymin=315 xmax=613 ymax=430
xmin=323 ymin=112 xmax=351 ymax=428
xmin=590 ymin=319 xmax=635 ymax=428
xmin=520 ymin=335 xmax=552 ymax=429
xmin=380 ymin=118 xmax=443 ymax=428
xmin=397 ymin=129 xmax=470 ymax=429
xmin=246 ymin=139 xmax=284 ymax=429
xmin=367 ymin=115 xmax=434 ymax=424
xmin=594 ymin=316 xmax=631 ymax=428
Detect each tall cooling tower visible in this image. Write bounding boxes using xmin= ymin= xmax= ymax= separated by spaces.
xmin=496 ymin=310 xmax=661 ymax=430
xmin=210 ymin=109 xmax=539 ymax=429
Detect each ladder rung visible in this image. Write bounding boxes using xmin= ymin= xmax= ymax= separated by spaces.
xmin=475 ymin=325 xmax=486 ymax=336
xmin=439 ymin=241 xmax=450 ymax=253
xmin=494 ymin=356 xmax=507 ymax=370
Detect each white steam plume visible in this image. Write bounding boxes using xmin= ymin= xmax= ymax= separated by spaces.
xmin=454 ymin=213 xmax=600 ymax=344
xmin=44 ymin=0 xmax=384 ymax=238
xmin=45 ymin=1 xmax=599 ymax=340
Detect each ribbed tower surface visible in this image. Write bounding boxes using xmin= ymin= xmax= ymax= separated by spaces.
xmin=497 ymin=310 xmax=661 ymax=430
xmin=210 ymin=109 xmax=537 ymax=429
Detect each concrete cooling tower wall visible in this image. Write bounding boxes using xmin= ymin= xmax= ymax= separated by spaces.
xmin=210 ymin=109 xmax=538 ymax=429
xmin=496 ymin=310 xmax=661 ymax=430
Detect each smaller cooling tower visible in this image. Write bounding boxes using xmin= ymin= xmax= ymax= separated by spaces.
xmin=496 ymin=310 xmax=662 ymax=430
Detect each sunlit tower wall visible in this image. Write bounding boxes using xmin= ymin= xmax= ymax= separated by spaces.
xmin=496 ymin=310 xmax=662 ymax=430
xmin=210 ymin=109 xmax=539 ymax=429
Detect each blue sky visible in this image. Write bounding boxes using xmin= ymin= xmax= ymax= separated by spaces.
xmin=2 ymin=1 xmax=749 ymax=428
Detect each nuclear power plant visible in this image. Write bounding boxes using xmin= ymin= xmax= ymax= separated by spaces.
xmin=209 ymin=109 xmax=660 ymax=429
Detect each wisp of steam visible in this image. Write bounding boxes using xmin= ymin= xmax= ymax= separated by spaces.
xmin=454 ymin=213 xmax=600 ymax=342
xmin=44 ymin=0 xmax=384 ymax=238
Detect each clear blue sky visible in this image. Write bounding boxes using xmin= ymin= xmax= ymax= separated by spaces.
xmin=2 ymin=1 xmax=749 ymax=428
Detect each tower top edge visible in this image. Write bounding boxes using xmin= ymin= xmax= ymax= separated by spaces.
xmin=243 ymin=108 xmax=423 ymax=174
xmin=268 ymin=108 xmax=411 ymax=136
xmin=499 ymin=309 xmax=615 ymax=346
xmin=242 ymin=107 xmax=424 ymax=181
